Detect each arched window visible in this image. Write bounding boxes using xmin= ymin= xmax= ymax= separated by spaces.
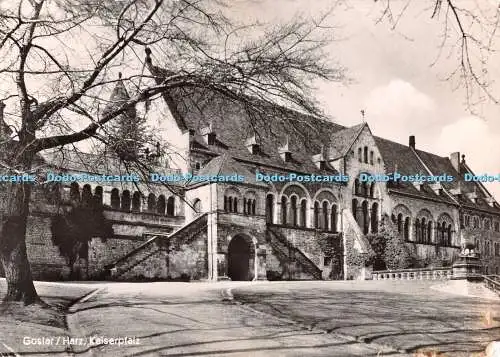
xmin=354 ymin=179 xmax=360 ymax=195
xmin=371 ymin=202 xmax=378 ymax=233
xmin=82 ymin=184 xmax=92 ymax=206
xmin=166 ymin=196 xmax=175 ymax=216
xmin=314 ymin=201 xmax=320 ymax=228
xmin=363 ymin=146 xmax=368 ymax=163
xmin=132 ymin=192 xmax=141 ymax=212
xmin=299 ymin=200 xmax=307 ymax=227
xmin=441 ymin=222 xmax=446 ymax=245
xmin=251 ymin=199 xmax=256 ymax=215
xmin=352 ymin=199 xmax=358 ymax=223
xmin=70 ymin=182 xmax=80 ymax=202
xmin=193 ymin=198 xmax=201 ymax=215
xmin=121 ymin=190 xmax=131 ymax=211
xmin=291 ymin=196 xmax=298 ymax=226
xmin=427 ymin=221 xmax=432 ymax=244
xmin=362 ymin=182 xmax=368 ymax=197
xmin=436 ymin=222 xmax=441 ymax=244
xmin=421 ymin=218 xmax=427 ymax=243
xmin=415 ymin=218 xmax=421 ymax=242
xmin=331 ymin=204 xmax=337 ymax=232
xmin=281 ymin=196 xmax=288 ymax=225
xmin=397 ymin=214 xmax=403 ymax=234
xmin=369 ymin=183 xmax=375 ymax=198
xmin=370 ymin=151 xmax=374 ymax=165
xmin=233 ymin=198 xmax=238 ymax=213
xmin=111 ymin=188 xmax=120 ymax=209
xmin=147 ymin=193 xmax=156 ymax=212
xmin=447 ymin=224 xmax=452 ymax=246
xmin=228 ymin=196 xmax=233 ymax=212
xmin=322 ymin=201 xmax=329 ymax=231
xmin=94 ymin=186 xmax=103 ymax=205
xmin=358 ymin=147 xmax=362 ymax=162
xmin=157 ymin=195 xmax=166 ymax=214
xmin=362 ymin=200 xmax=369 ymax=234
xmin=404 ymin=217 xmax=410 ymax=241
xmin=266 ymin=194 xmax=274 ymax=223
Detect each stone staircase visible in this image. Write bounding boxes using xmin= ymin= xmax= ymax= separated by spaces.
xmin=105 ymin=213 xmax=208 ymax=280
xmin=266 ymin=226 xmax=323 ymax=280
xmin=342 ymin=209 xmax=373 ymax=255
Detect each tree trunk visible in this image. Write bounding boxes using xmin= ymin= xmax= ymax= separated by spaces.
xmin=0 ymin=173 xmax=40 ymax=305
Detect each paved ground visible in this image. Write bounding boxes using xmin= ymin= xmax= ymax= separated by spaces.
xmin=232 ymin=281 xmax=500 ymax=356
xmin=0 ymin=279 xmax=95 ymax=356
xmin=66 ymin=282 xmax=396 ymax=357
xmin=1 ymin=279 xmax=498 ymax=357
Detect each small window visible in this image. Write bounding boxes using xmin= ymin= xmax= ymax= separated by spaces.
xmin=194 ymin=162 xmax=201 ymax=170
xmin=323 ymin=256 xmax=332 ymax=266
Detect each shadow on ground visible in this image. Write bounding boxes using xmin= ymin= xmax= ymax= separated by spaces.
xmin=232 ymin=281 xmax=499 ymax=356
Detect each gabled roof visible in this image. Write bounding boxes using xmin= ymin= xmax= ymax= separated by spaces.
xmin=376 ymin=136 xmax=500 ymax=212
xmin=375 ymin=137 xmax=457 ymax=204
xmin=415 ymin=149 xmax=500 ymax=213
xmin=191 ymin=153 xmax=267 ymax=187
xmin=328 ymin=123 xmax=366 ymax=159
xmin=145 ymin=55 xmax=346 ymax=174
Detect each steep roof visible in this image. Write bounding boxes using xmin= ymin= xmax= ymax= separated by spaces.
xmin=328 ymin=123 xmax=366 ymax=159
xmin=146 ymin=57 xmax=345 ymax=174
xmin=415 ymin=149 xmax=500 ymax=213
xmin=374 ymin=137 xmax=456 ymax=204
xmin=191 ymin=153 xmax=267 ymax=187
xmin=376 ymin=136 xmax=500 ymax=212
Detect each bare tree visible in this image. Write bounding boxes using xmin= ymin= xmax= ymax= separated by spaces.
xmin=375 ymin=0 xmax=500 ymax=113
xmin=0 ymin=0 xmax=344 ymax=305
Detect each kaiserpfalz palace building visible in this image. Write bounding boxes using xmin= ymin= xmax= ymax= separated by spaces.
xmin=1 ymin=50 xmax=499 ymax=282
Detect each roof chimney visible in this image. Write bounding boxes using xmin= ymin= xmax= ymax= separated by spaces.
xmin=450 ymin=152 xmax=460 ymax=172
xmin=409 ymin=135 xmax=415 ymax=149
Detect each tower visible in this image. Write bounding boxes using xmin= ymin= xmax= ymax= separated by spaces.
xmin=103 ymin=73 xmax=142 ymax=161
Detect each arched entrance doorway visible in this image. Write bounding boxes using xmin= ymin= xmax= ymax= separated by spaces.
xmin=227 ymin=235 xmax=254 ymax=281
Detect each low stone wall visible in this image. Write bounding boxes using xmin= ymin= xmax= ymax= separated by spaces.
xmin=372 ymin=267 xmax=453 ymax=281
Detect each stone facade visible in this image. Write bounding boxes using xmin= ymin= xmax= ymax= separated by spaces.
xmin=2 ymin=67 xmax=500 ymax=283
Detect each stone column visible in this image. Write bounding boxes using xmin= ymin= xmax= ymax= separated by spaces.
xmin=102 ymin=189 xmax=111 ymax=206
xmin=216 ymin=253 xmax=230 ymax=281
xmin=254 ymin=247 xmax=268 ymax=281
xmin=207 ymin=212 xmax=219 ymax=281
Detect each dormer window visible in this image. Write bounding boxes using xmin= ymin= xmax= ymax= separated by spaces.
xmin=245 ymin=135 xmax=260 ymax=155
xmin=312 ymin=145 xmax=328 ymax=170
xmin=466 ymin=191 xmax=478 ymax=204
xmin=486 ymin=197 xmax=496 ymax=207
xmin=430 ymin=182 xmax=443 ymax=196
xmin=412 ymin=180 xmax=424 ymax=191
xmin=200 ymin=123 xmax=216 ymax=145
xmin=450 ymin=184 xmax=464 ymax=197
xmin=279 ymin=138 xmax=292 ymax=163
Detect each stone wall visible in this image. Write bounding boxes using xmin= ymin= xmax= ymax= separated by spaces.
xmin=109 ymin=215 xmax=209 ymax=281
xmin=25 ymin=214 xmax=70 ymax=280
xmin=88 ymin=236 xmax=147 ymax=279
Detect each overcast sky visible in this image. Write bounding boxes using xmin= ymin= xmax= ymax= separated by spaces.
xmin=231 ymin=0 xmax=500 ymax=200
